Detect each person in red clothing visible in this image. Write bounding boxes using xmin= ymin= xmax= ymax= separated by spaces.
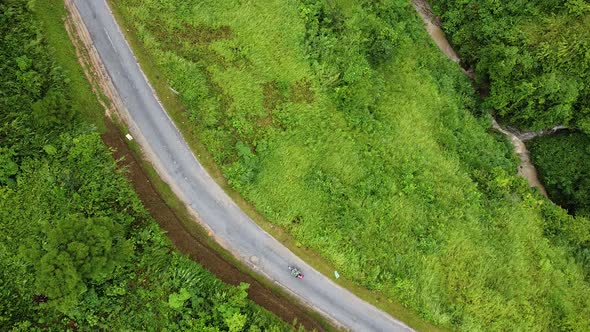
xmin=288 ymin=265 xmax=304 ymax=279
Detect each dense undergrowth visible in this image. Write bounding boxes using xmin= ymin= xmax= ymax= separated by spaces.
xmin=114 ymin=0 xmax=590 ymax=330
xmin=529 ymin=132 xmax=590 ymax=218
xmin=431 ymin=0 xmax=590 ymax=133
xmin=0 ymin=1 xmax=295 ymax=331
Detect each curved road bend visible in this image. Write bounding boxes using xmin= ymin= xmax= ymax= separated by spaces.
xmin=73 ymin=1 xmax=412 ymax=330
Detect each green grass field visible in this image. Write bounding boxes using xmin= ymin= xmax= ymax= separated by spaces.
xmin=112 ymin=0 xmax=590 ymax=330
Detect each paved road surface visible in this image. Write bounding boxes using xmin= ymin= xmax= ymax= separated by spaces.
xmin=73 ymin=1 xmax=412 ymax=330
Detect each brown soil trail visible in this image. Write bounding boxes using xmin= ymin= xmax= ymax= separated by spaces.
xmin=491 ymin=119 xmax=548 ymax=196
xmin=413 ymin=0 xmax=473 ymax=78
xmin=63 ymin=0 xmax=324 ymax=329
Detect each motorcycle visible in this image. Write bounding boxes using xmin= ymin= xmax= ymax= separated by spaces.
xmin=288 ymin=265 xmax=304 ymax=279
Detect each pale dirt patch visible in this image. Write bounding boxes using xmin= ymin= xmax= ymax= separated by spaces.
xmin=492 ymin=120 xmax=548 ymax=196
xmin=64 ymin=0 xmax=123 ymax=121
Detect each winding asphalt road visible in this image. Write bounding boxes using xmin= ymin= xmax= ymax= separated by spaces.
xmin=73 ymin=1 xmax=412 ymax=330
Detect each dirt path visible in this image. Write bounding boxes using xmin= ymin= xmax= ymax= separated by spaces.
xmin=491 ymin=120 xmax=548 ymax=196
xmin=413 ymin=0 xmax=474 ymax=78
xmin=413 ymin=0 xmax=547 ymax=196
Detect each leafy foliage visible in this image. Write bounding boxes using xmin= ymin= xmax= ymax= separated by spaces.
xmin=431 ymin=0 xmax=590 ymax=132
xmin=23 ymin=214 xmax=133 ymax=311
xmin=529 ymin=132 xmax=590 ymax=217
xmin=0 ymin=1 xmax=294 ymax=331
xmin=114 ymin=0 xmax=590 ymax=330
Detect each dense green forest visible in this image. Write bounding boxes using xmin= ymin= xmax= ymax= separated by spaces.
xmin=114 ymin=0 xmax=590 ymax=330
xmin=0 ymin=1 xmax=294 ymax=330
xmin=529 ymin=133 xmax=590 ymax=218
xmin=431 ymin=0 xmax=590 ymax=133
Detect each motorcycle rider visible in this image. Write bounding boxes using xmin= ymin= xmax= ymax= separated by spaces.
xmin=289 ymin=266 xmax=304 ymax=279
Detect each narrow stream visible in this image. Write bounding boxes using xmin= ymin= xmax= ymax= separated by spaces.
xmin=491 ymin=120 xmax=548 ymax=196
xmin=413 ymin=0 xmax=548 ymax=196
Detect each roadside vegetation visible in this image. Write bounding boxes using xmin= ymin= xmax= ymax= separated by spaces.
xmin=0 ymin=1 xmax=297 ymax=330
xmin=113 ymin=0 xmax=590 ymax=330
xmin=431 ymin=0 xmax=590 ymax=133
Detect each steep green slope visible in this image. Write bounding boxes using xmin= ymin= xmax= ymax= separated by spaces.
xmin=0 ymin=1 xmax=294 ymax=330
xmin=113 ymin=0 xmax=590 ymax=330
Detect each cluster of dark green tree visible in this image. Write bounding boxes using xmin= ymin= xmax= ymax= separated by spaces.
xmin=529 ymin=132 xmax=590 ymax=217
xmin=116 ymin=0 xmax=590 ymax=330
xmin=0 ymin=1 xmax=294 ymax=331
xmin=431 ymin=0 xmax=590 ymax=132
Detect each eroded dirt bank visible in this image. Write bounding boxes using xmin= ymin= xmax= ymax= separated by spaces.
xmin=413 ymin=0 xmax=547 ymax=196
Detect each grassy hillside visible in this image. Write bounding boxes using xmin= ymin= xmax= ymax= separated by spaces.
xmin=0 ymin=1 xmax=295 ymax=330
xmin=113 ymin=0 xmax=590 ymax=330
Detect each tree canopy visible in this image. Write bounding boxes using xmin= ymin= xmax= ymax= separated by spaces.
xmin=432 ymin=0 xmax=590 ymax=132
